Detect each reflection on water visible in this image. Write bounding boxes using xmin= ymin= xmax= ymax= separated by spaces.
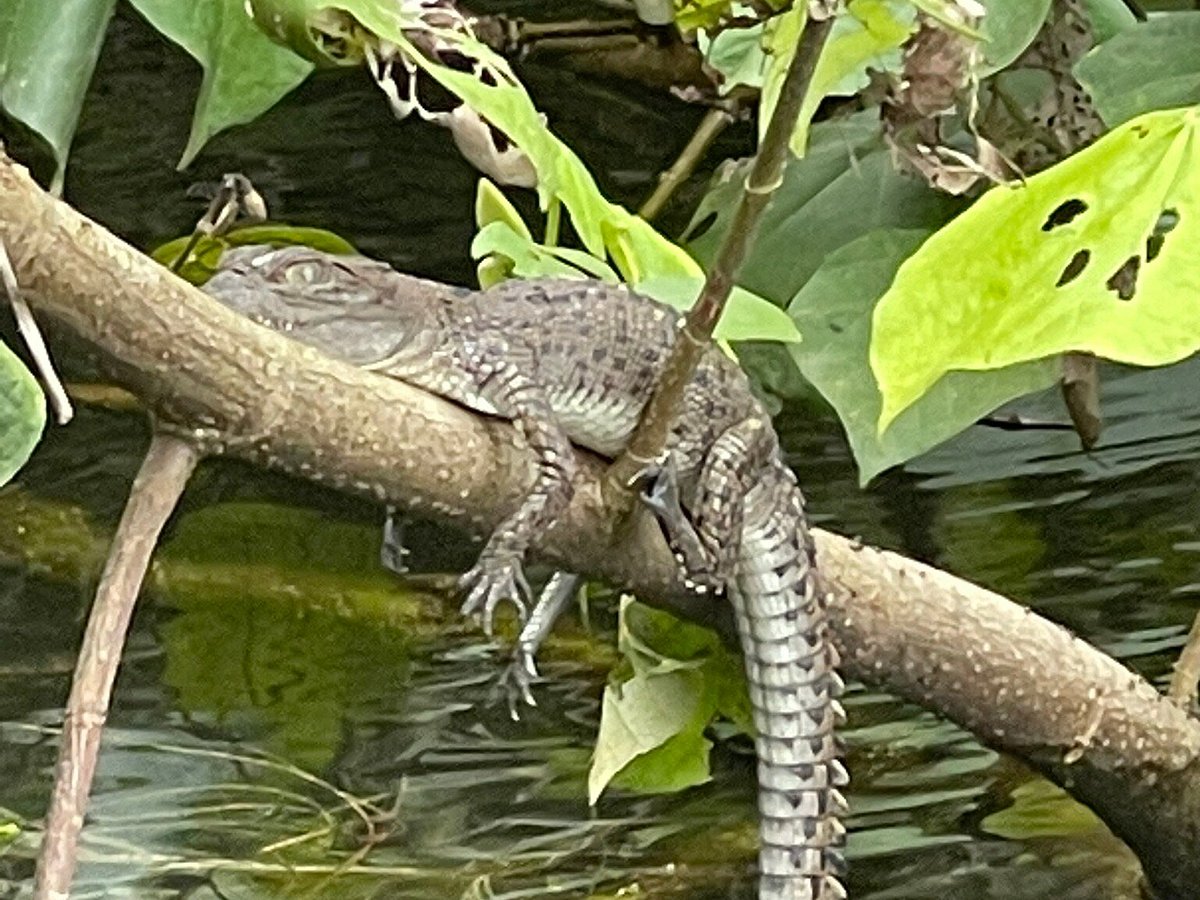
xmin=1 ymin=8 xmax=1195 ymax=900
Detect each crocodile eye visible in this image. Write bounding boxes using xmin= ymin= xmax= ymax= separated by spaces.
xmin=284 ymin=262 xmax=318 ymax=285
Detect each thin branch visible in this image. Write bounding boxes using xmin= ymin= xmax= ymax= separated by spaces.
xmin=638 ymin=104 xmax=737 ymax=222
xmin=607 ymin=12 xmax=835 ymax=492
xmin=33 ymin=432 xmax=199 ymax=900
xmin=0 ymin=241 xmax=73 ymax=424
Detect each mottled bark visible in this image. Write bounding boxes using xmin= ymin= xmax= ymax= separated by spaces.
xmin=2 ymin=152 xmax=1199 ymax=898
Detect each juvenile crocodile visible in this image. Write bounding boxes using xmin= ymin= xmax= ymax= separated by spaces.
xmin=204 ymin=245 xmax=848 ymax=900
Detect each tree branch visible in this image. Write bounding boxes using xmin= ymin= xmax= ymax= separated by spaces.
xmin=2 ymin=151 xmax=1200 ymax=899
xmin=32 ymin=431 xmax=198 ymax=900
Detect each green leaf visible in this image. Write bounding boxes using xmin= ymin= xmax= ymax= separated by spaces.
xmin=977 ymin=0 xmax=1051 ymax=73
xmin=761 ymin=0 xmax=916 ymax=155
xmin=589 ymin=669 xmax=714 ymax=804
xmin=688 ymin=111 xmax=962 ymax=305
xmin=475 ymin=178 xmax=531 ymax=239
xmin=789 ymin=229 xmax=1057 ymax=483
xmin=636 ymin=276 xmax=801 ymax=343
xmin=1079 ymin=0 xmax=1138 ymax=43
xmin=0 ymin=341 xmax=45 ymax=487
xmin=151 ymin=222 xmax=357 ymax=284
xmin=1075 ymin=12 xmax=1200 ymax=128
xmin=0 ymin=0 xmax=117 ymax=191
xmin=871 ymin=106 xmax=1200 ymax=432
xmin=128 ymin=0 xmax=313 ymax=168
xmin=471 ymin=220 xmax=620 ymax=285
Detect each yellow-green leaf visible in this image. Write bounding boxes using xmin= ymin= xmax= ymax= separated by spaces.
xmin=871 ymin=105 xmax=1200 ymax=433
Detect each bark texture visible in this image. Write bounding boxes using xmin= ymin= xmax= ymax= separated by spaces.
xmin=2 ymin=152 xmax=1199 ymax=898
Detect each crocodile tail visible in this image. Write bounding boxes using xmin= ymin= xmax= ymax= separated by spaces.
xmin=735 ymin=461 xmax=847 ymax=900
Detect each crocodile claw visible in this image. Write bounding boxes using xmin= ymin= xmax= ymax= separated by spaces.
xmin=498 ymin=644 xmax=541 ymax=720
xmin=458 ymin=552 xmax=532 ymax=636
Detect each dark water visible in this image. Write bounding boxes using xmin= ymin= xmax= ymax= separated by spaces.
xmin=2 ymin=7 xmax=1197 ymax=899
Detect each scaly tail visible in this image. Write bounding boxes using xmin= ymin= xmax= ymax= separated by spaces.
xmin=736 ymin=461 xmax=847 ymax=900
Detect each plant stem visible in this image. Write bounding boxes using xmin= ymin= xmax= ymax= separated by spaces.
xmin=639 ymin=104 xmax=737 ymax=222
xmin=607 ymin=11 xmax=835 ymax=492
xmin=33 ymin=432 xmax=199 ymax=900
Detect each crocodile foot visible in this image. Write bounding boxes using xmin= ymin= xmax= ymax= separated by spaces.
xmin=380 ymin=505 xmax=409 ymax=575
xmin=458 ymin=551 xmax=532 ymax=636
xmin=638 ymin=463 xmax=726 ymax=593
xmin=497 ymin=642 xmax=541 ymax=719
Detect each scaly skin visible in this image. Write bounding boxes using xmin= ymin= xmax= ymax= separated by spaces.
xmin=204 ymin=245 xmax=847 ymax=899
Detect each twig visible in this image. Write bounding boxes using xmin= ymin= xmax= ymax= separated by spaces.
xmin=1170 ymin=611 xmax=1200 ymax=708
xmin=170 ymin=174 xmax=267 ymax=274
xmin=638 ymin=104 xmax=737 ymax=222
xmin=607 ymin=10 xmax=836 ymax=492
xmin=0 ymin=241 xmax=73 ymax=424
xmin=33 ymin=431 xmax=199 ymax=900
xmin=1061 ymin=352 xmax=1102 ymax=449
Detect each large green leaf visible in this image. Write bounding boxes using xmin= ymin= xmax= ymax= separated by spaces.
xmin=1075 ymin=12 xmax=1200 ymax=128
xmin=128 ymin=0 xmax=313 ymax=168
xmin=0 ymin=340 xmax=46 ymax=486
xmin=687 ymin=112 xmax=962 ymax=305
xmin=871 ymin=105 xmax=1200 ymax=432
xmin=0 ymin=0 xmax=117 ymax=191
xmin=789 ymin=229 xmax=1057 ymax=483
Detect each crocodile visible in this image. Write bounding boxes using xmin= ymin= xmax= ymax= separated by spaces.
xmin=203 ymin=244 xmax=848 ymax=900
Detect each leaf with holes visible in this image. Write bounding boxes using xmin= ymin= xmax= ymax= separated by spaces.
xmin=871 ymin=105 xmax=1200 ymax=433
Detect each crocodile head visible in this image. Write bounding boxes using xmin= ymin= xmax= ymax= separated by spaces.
xmin=204 ymin=244 xmax=438 ymax=368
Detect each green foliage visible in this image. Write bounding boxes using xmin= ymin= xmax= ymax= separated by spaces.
xmin=765 ymin=0 xmax=916 ymax=154
xmin=871 ymin=105 xmax=1200 ymax=433
xmin=0 ymin=341 xmax=45 ymax=488
xmin=128 ymin=0 xmax=314 ymax=168
xmin=789 ymin=229 xmax=1056 ymax=483
xmin=1075 ymin=12 xmax=1200 ymax=127
xmin=701 ymin=1 xmax=916 ymax=153
xmin=687 ymin=113 xmax=962 ymax=306
xmin=151 ymin=223 xmax=358 ymax=284
xmin=589 ymin=599 xmax=749 ymax=803
xmin=1079 ymin=0 xmax=1138 ymax=43
xmin=977 ymin=0 xmax=1051 ymax=72
xmin=0 ymin=0 xmax=116 ymax=191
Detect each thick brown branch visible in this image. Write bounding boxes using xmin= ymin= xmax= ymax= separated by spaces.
xmin=3 ymin=153 xmax=1200 ymax=898
xmin=32 ymin=431 xmax=198 ymax=900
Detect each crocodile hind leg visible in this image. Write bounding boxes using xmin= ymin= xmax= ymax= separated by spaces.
xmin=498 ymin=571 xmax=583 ymax=716
xmin=644 ymin=422 xmax=847 ymax=900
xmin=457 ymin=353 xmax=577 ymax=635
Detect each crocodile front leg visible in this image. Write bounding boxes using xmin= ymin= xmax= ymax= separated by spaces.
xmin=457 ymin=350 xmax=577 ymax=635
